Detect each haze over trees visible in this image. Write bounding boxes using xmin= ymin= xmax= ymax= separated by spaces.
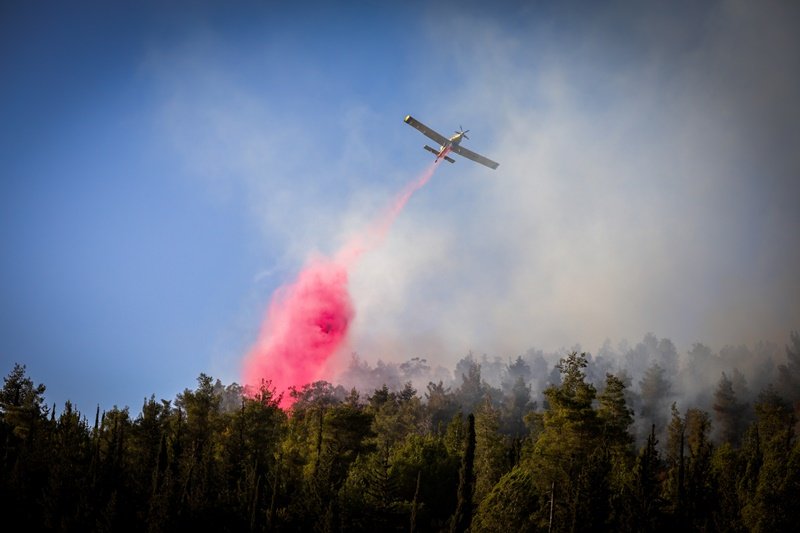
xmin=2 ymin=332 xmax=799 ymax=531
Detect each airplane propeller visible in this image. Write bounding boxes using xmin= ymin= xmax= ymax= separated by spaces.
xmin=456 ymin=125 xmax=470 ymax=140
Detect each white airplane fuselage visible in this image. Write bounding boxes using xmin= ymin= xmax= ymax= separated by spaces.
xmin=434 ymin=133 xmax=465 ymax=162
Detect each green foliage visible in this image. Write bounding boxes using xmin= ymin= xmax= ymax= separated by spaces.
xmin=368 ymin=383 xmax=424 ymax=453
xmin=473 ymin=399 xmax=509 ymax=503
xmin=638 ymin=363 xmax=672 ymax=442
xmin=777 ymin=330 xmax=800 ymax=403
xmin=525 ymin=352 xmax=610 ymax=532
xmin=628 ymin=424 xmax=664 ymax=531
xmin=535 ymin=352 xmax=597 ymax=456
xmin=739 ymin=387 xmax=798 ymax=532
xmin=683 ymin=408 xmax=715 ymax=529
xmin=596 ymin=373 xmax=635 ymax=526
xmin=426 ymin=381 xmax=457 ymax=434
xmin=713 ymin=372 xmax=749 ymax=446
xmin=0 ymin=362 xmax=48 ymax=440
xmin=472 ymin=466 xmax=539 ymax=532
xmin=455 ymin=360 xmax=485 ymax=415
xmin=710 ymin=442 xmax=746 ymax=532
xmin=390 ymin=433 xmax=459 ymax=527
xmin=451 ymin=413 xmax=476 ymax=533
xmin=598 ymin=373 xmax=635 ymax=450
xmin=501 ymin=375 xmax=536 ymax=437
xmin=2 ymin=354 xmax=799 ymax=532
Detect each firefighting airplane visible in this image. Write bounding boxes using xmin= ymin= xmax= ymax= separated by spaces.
xmin=404 ymin=115 xmax=499 ymax=170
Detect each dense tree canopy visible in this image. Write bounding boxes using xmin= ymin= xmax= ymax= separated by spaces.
xmin=2 ymin=338 xmax=799 ymax=531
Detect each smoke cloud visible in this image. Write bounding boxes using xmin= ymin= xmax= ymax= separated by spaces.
xmin=151 ymin=2 xmax=799 ymax=407
xmin=242 ymin=164 xmax=437 ymax=404
xmin=348 ymin=2 xmax=800 ymax=365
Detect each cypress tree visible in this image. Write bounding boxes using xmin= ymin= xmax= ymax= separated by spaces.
xmin=410 ymin=470 xmax=421 ymax=533
xmin=451 ymin=413 xmax=475 ymax=533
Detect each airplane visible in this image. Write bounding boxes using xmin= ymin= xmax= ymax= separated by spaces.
xmin=404 ymin=115 xmax=499 ymax=170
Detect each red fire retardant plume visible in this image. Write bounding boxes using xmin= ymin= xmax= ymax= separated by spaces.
xmin=242 ymin=164 xmax=437 ymax=407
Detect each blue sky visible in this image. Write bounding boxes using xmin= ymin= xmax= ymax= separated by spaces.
xmin=2 ymin=1 xmax=799 ymax=415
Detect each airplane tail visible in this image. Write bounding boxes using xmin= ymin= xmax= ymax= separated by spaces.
xmin=423 ymin=145 xmax=456 ymax=164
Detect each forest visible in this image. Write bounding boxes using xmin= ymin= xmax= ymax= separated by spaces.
xmin=1 ymin=332 xmax=799 ymax=532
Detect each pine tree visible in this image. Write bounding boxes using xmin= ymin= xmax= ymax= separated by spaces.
xmin=683 ymin=408 xmax=714 ymax=529
xmin=501 ymin=375 xmax=535 ymax=438
xmin=710 ymin=442 xmax=745 ymax=532
xmin=629 ymin=425 xmax=663 ymax=531
xmin=713 ymin=372 xmax=747 ymax=446
xmin=472 ymin=466 xmax=539 ymax=532
xmin=529 ymin=352 xmax=601 ymax=530
xmin=777 ymin=331 xmax=800 ymax=404
xmin=451 ymin=413 xmax=475 ymax=533
xmin=740 ymin=387 xmax=797 ymax=532
xmin=473 ymin=399 xmax=507 ymax=503
xmin=456 ymin=361 xmax=485 ymax=414
xmin=389 ymin=433 xmax=460 ymax=530
xmin=0 ymin=363 xmax=47 ymax=441
xmin=597 ymin=373 xmax=635 ymax=528
xmin=426 ymin=381 xmax=457 ymax=434
xmin=410 ymin=470 xmax=421 ymax=533
xmin=638 ymin=364 xmax=671 ymax=443
xmin=665 ymin=403 xmax=686 ymax=525
xmin=597 ymin=373 xmax=635 ymax=452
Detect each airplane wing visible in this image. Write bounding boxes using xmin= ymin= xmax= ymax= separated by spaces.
xmin=450 ymin=144 xmax=500 ymax=170
xmin=404 ymin=115 xmax=449 ymax=146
